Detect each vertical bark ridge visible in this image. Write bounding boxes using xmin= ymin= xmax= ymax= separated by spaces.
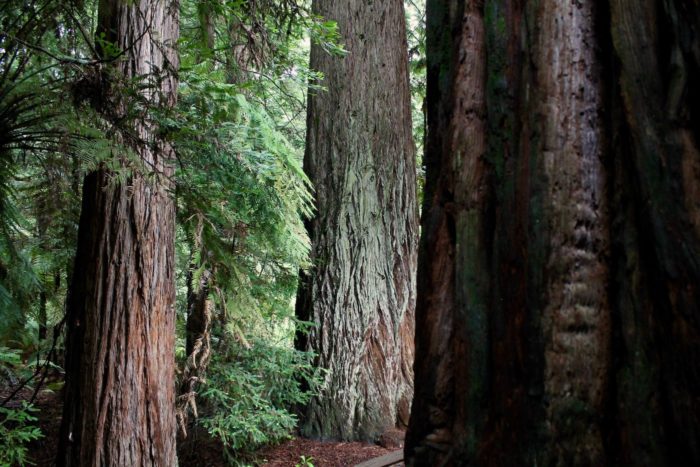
xmin=406 ymin=0 xmax=475 ymax=462
xmin=531 ymin=1 xmax=610 ymax=463
xmin=450 ymin=0 xmax=491 ymax=459
xmin=299 ymin=0 xmax=418 ymax=441
xmin=408 ymin=0 xmax=611 ymax=464
xmin=609 ymin=0 xmax=700 ymax=464
xmin=409 ymin=0 xmax=700 ymax=464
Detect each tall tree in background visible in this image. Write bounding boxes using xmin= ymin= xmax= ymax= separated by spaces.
xmin=57 ymin=0 xmax=179 ymax=464
xmin=297 ymin=0 xmax=418 ymax=440
xmin=407 ymin=0 xmax=700 ymax=465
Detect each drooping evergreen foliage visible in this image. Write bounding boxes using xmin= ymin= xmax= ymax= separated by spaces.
xmin=0 ymin=0 xmax=80 ymax=345
xmin=168 ymin=1 xmax=333 ymax=456
xmin=406 ymin=0 xmax=426 ymax=198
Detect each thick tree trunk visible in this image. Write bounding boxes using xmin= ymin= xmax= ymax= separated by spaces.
xmin=608 ymin=1 xmax=700 ymax=464
xmin=57 ymin=1 xmax=179 ymax=465
xmin=296 ymin=0 xmax=418 ymax=441
xmin=406 ymin=0 xmax=699 ymax=465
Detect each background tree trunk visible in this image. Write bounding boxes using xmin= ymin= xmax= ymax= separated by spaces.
xmin=57 ymin=0 xmax=179 ymax=465
xmin=177 ymin=249 xmax=212 ymax=437
xmin=406 ymin=0 xmax=699 ymax=465
xmin=609 ymin=1 xmax=700 ymax=464
xmin=296 ymin=0 xmax=418 ymax=441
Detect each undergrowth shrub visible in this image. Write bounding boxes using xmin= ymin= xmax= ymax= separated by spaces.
xmin=0 ymin=348 xmax=42 ymax=467
xmin=0 ymin=402 xmax=42 ymax=467
xmin=198 ymin=339 xmax=320 ymax=462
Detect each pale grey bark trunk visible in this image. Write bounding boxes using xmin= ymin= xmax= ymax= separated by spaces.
xmin=297 ymin=0 xmax=418 ymax=441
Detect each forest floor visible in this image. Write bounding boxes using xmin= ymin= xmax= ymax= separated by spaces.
xmin=2 ymin=385 xmax=399 ymax=466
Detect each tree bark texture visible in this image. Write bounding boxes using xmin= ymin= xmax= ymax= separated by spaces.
xmin=609 ymin=1 xmax=700 ymax=464
xmin=406 ymin=0 xmax=699 ymax=465
xmin=57 ymin=0 xmax=179 ymax=465
xmin=296 ymin=0 xmax=418 ymax=441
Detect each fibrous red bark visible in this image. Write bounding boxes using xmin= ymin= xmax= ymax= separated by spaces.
xmin=57 ymin=0 xmax=179 ymax=465
xmin=407 ymin=0 xmax=700 ymax=465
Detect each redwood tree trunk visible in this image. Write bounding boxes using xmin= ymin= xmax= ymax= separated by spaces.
xmin=296 ymin=0 xmax=418 ymax=441
xmin=608 ymin=1 xmax=700 ymax=464
xmin=407 ymin=0 xmax=700 ymax=465
xmin=57 ymin=0 xmax=179 ymax=465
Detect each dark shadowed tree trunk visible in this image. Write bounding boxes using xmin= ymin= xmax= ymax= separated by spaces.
xmin=177 ymin=240 xmax=212 ymax=437
xmin=608 ymin=1 xmax=700 ymax=464
xmin=406 ymin=0 xmax=700 ymax=465
xmin=57 ymin=0 xmax=179 ymax=465
xmin=296 ymin=0 xmax=418 ymax=441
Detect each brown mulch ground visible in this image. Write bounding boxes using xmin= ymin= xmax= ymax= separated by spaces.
xmin=2 ymin=383 xmax=398 ymax=467
xmin=257 ymin=437 xmax=394 ymax=466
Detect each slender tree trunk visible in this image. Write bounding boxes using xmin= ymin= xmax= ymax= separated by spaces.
xmin=176 ymin=5 xmax=218 ymax=436
xmin=177 ymin=248 xmax=212 ymax=437
xmin=406 ymin=0 xmax=699 ymax=465
xmin=296 ymin=0 xmax=418 ymax=441
xmin=38 ymin=291 xmax=47 ymax=341
xmin=36 ymin=189 xmax=51 ymax=342
xmin=185 ymin=265 xmax=211 ymax=362
xmin=57 ymin=0 xmax=179 ymax=465
xmin=197 ymin=1 xmax=216 ymax=55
